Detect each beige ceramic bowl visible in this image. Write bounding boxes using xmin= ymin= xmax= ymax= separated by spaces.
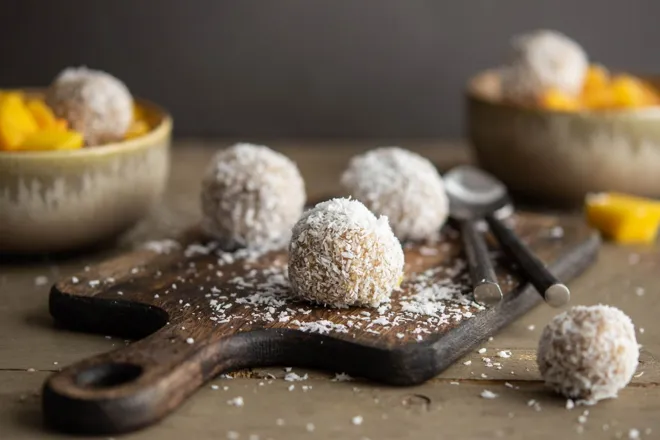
xmin=0 ymin=96 xmax=172 ymax=254
xmin=467 ymin=70 xmax=660 ymax=205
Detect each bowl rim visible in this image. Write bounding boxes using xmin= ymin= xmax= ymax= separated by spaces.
xmin=0 ymin=94 xmax=172 ymax=159
xmin=466 ymin=70 xmax=660 ymax=119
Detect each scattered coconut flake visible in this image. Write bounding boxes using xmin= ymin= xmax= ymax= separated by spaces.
xmin=34 ymin=276 xmax=49 ymax=286
xmin=284 ymin=372 xmax=308 ymax=382
xmin=71 ymin=276 xmax=79 ymax=284
xmin=276 ymin=418 xmax=285 ymax=426
xmin=504 ymin=382 xmax=514 ymax=389
xmin=143 ymin=239 xmax=180 ymax=254
xmin=186 ymin=338 xmax=194 ymax=344
xmin=497 ymin=350 xmax=512 ymax=358
xmin=549 ymin=226 xmax=564 ymax=238
xmin=352 ymin=415 xmax=363 ymax=425
xmin=332 ymin=373 xmax=353 ymax=382
xmin=566 ymin=399 xmax=575 ymax=410
xmin=628 ymin=429 xmax=640 ymax=439
xmin=527 ymin=325 xmax=535 ymax=331
xmin=635 ymin=287 xmax=645 ymax=296
xmin=450 ymin=381 xmax=460 ymax=385
xmin=288 ymin=385 xmax=295 ymax=391
xmin=481 ymin=390 xmax=498 ymax=399
xmin=527 ymin=399 xmax=542 ymax=411
xmin=211 ymin=385 xmax=219 ymax=390
xmin=227 ymin=396 xmax=244 ymax=407
xmin=478 ymin=348 xmax=487 ymax=354
xmin=88 ymin=280 xmax=100 ymax=287
xmin=227 ymin=431 xmax=239 ymax=440
xmin=306 ymin=423 xmax=315 ymax=432
xmin=463 ymin=360 xmax=472 ymax=366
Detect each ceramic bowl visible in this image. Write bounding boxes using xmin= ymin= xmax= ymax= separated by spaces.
xmin=467 ymin=70 xmax=660 ymax=205
xmin=0 ymin=96 xmax=172 ymax=254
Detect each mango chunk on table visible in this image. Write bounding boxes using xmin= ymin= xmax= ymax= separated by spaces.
xmin=585 ymin=192 xmax=660 ymax=244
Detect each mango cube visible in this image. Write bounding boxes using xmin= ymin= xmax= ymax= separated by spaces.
xmin=585 ymin=192 xmax=660 ymax=244
xmin=0 ymin=93 xmax=39 ymax=150
xmin=539 ymin=88 xmax=581 ymax=111
xmin=583 ymin=64 xmax=610 ymax=91
xmin=611 ymin=75 xmax=649 ymax=108
xmin=125 ymin=119 xmax=150 ymax=139
xmin=19 ymin=129 xmax=84 ymax=151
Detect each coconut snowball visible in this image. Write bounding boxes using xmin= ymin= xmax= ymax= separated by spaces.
xmin=288 ymin=198 xmax=404 ymax=308
xmin=201 ymin=143 xmax=306 ymax=249
xmin=341 ymin=147 xmax=449 ymax=242
xmin=500 ymin=30 xmax=588 ymax=102
xmin=46 ymin=67 xmax=133 ymax=146
xmin=537 ymin=305 xmax=639 ymax=403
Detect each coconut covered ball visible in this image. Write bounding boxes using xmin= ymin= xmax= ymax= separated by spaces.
xmin=341 ymin=147 xmax=449 ymax=242
xmin=201 ymin=143 xmax=306 ymax=249
xmin=537 ymin=305 xmax=639 ymax=403
xmin=46 ymin=67 xmax=133 ymax=146
xmin=501 ymin=30 xmax=588 ymax=102
xmin=288 ymin=198 xmax=404 ymax=308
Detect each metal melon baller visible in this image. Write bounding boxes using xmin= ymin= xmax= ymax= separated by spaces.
xmin=444 ymin=165 xmax=570 ymax=308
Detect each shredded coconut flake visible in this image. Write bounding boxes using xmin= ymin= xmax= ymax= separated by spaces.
xmin=481 ymin=390 xmax=498 ymax=399
xmin=227 ymin=396 xmax=244 ymax=407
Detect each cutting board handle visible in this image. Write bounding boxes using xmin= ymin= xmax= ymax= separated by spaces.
xmin=42 ymin=327 xmax=250 ymax=435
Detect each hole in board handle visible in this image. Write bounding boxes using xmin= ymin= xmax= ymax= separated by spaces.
xmin=75 ymin=363 xmax=143 ymax=389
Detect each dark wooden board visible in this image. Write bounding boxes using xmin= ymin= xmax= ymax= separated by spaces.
xmin=43 ymin=212 xmax=599 ymax=435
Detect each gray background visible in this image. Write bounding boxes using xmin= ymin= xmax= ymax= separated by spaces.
xmin=2 ymin=0 xmax=658 ymax=138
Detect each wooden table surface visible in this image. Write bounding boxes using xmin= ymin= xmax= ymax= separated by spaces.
xmin=1 ymin=140 xmax=658 ymax=440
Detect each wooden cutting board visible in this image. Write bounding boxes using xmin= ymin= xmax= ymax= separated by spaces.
xmin=43 ymin=212 xmax=599 ymax=435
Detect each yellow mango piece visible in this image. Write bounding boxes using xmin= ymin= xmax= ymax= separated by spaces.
xmin=54 ymin=118 xmax=69 ymax=132
xmin=125 ymin=119 xmax=150 ymax=139
xmin=611 ymin=75 xmax=649 ymax=108
xmin=19 ymin=129 xmax=84 ymax=151
xmin=0 ymin=93 xmax=39 ymax=150
xmin=539 ymin=88 xmax=581 ymax=111
xmin=585 ymin=192 xmax=660 ymax=244
xmin=133 ymin=103 xmax=145 ymax=121
xmin=26 ymin=99 xmax=58 ymax=129
xmin=583 ymin=64 xmax=609 ymax=91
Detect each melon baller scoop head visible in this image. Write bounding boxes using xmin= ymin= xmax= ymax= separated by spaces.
xmin=444 ymin=165 xmax=570 ymax=308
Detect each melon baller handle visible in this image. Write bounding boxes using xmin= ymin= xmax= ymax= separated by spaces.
xmin=485 ymin=213 xmax=570 ymax=307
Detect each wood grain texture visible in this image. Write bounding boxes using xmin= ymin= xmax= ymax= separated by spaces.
xmin=43 ymin=212 xmax=599 ymax=435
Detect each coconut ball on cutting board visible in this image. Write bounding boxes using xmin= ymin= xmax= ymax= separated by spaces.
xmin=288 ymin=198 xmax=404 ymax=308
xmin=201 ymin=143 xmax=306 ymax=249
xmin=341 ymin=147 xmax=449 ymax=242
xmin=537 ymin=305 xmax=639 ymax=403
xmin=500 ymin=29 xmax=588 ymax=103
xmin=46 ymin=67 xmax=134 ymax=146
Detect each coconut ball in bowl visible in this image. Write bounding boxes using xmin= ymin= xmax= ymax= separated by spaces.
xmin=46 ymin=67 xmax=133 ymax=146
xmin=288 ymin=197 xmax=404 ymax=308
xmin=500 ymin=29 xmax=588 ymax=104
xmin=341 ymin=147 xmax=449 ymax=242
xmin=201 ymin=143 xmax=306 ymax=250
